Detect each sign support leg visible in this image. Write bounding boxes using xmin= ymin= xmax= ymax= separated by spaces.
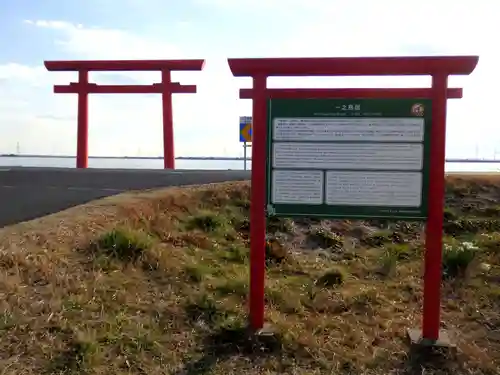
xmin=249 ymin=75 xmax=267 ymax=331
xmin=410 ymin=74 xmax=453 ymax=347
xmin=420 ymin=73 xmax=450 ymax=344
xmin=76 ymin=70 xmax=89 ymax=169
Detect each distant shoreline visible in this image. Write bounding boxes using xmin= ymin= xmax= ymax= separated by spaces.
xmin=0 ymin=154 xmax=249 ymax=161
xmin=2 ymin=154 xmax=500 ymax=164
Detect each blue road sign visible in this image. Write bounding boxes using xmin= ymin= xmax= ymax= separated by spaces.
xmin=239 ymin=116 xmax=252 ymax=142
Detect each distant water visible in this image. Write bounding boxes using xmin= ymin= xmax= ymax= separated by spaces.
xmin=0 ymin=156 xmax=247 ymax=170
xmin=1 ymin=156 xmax=500 ymax=172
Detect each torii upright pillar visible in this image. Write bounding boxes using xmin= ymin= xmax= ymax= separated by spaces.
xmin=44 ymin=59 xmax=205 ymax=169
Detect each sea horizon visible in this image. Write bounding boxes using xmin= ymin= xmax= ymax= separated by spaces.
xmin=1 ymin=154 xmax=500 ymax=172
xmin=0 ymin=153 xmax=247 ymax=161
xmin=0 ymin=155 xmax=248 ymax=170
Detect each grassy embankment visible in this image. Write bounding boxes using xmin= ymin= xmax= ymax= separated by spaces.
xmin=0 ymin=175 xmax=499 ymax=374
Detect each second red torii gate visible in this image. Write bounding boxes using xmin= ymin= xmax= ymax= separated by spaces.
xmin=44 ymin=59 xmax=205 ymax=169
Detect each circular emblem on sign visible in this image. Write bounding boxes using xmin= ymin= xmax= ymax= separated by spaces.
xmin=411 ymin=103 xmax=425 ymax=117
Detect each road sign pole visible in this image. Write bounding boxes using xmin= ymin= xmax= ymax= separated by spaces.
xmin=243 ymin=142 xmax=247 ymax=170
xmin=422 ymin=73 xmax=449 ymax=341
xmin=249 ymin=75 xmax=267 ymax=331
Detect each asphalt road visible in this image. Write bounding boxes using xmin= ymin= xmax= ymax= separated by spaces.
xmin=0 ymin=167 xmax=251 ymax=228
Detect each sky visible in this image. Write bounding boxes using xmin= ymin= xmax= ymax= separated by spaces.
xmin=0 ymin=0 xmax=498 ymax=158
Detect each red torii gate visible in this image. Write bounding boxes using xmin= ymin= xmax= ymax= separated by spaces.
xmin=44 ymin=59 xmax=205 ymax=169
xmin=228 ymin=55 xmax=479 ymax=344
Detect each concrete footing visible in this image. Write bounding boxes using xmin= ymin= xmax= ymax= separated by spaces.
xmin=407 ymin=328 xmax=457 ymax=360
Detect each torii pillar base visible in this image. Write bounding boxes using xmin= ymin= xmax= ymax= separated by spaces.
xmin=407 ymin=329 xmax=457 ymax=362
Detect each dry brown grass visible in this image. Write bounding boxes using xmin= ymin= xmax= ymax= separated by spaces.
xmin=0 ymin=176 xmax=499 ymax=374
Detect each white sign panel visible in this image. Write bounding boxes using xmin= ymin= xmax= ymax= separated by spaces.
xmin=273 ymin=142 xmax=423 ymax=170
xmin=273 ymin=117 xmax=424 ymax=142
xmin=271 ymin=170 xmax=323 ymax=204
xmin=325 ymin=171 xmax=422 ymax=206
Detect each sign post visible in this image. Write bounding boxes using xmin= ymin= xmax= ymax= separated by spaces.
xmin=240 ymin=116 xmax=252 ymax=170
xmin=228 ymin=55 xmax=479 ymax=346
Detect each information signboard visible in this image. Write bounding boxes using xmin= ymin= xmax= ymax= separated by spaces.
xmin=266 ymin=98 xmax=431 ymax=220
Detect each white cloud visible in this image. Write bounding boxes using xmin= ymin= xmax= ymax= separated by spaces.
xmin=24 ymin=19 xmax=78 ymax=29
xmin=0 ymin=63 xmax=49 ymax=83
xmin=194 ymin=0 xmax=332 ymax=11
xmin=1 ymin=20 xmax=240 ymax=157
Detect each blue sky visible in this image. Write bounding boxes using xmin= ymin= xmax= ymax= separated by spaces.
xmin=0 ymin=0 xmax=498 ymax=157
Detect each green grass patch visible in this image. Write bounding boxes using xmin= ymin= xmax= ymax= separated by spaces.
xmin=308 ymin=227 xmax=343 ymax=249
xmin=443 ymin=241 xmax=478 ymax=279
xmin=213 ymin=278 xmax=248 ymax=298
xmin=267 ymin=216 xmax=294 ymax=233
xmin=377 ymin=244 xmax=415 ymax=277
xmin=48 ymin=335 xmax=100 ymax=374
xmin=443 ymin=218 xmax=500 ymax=236
xmin=476 ymin=233 xmax=500 ymax=255
xmin=183 ymin=263 xmax=216 ymax=283
xmin=93 ymin=228 xmax=153 ymax=262
xmin=184 ymin=293 xmax=234 ymax=328
xmin=315 ymin=267 xmax=347 ymax=288
xmin=187 ymin=211 xmax=226 ymax=232
xmin=219 ymin=244 xmax=249 ymax=263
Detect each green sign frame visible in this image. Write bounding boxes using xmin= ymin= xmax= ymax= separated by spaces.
xmin=265 ymin=98 xmax=432 ymax=220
